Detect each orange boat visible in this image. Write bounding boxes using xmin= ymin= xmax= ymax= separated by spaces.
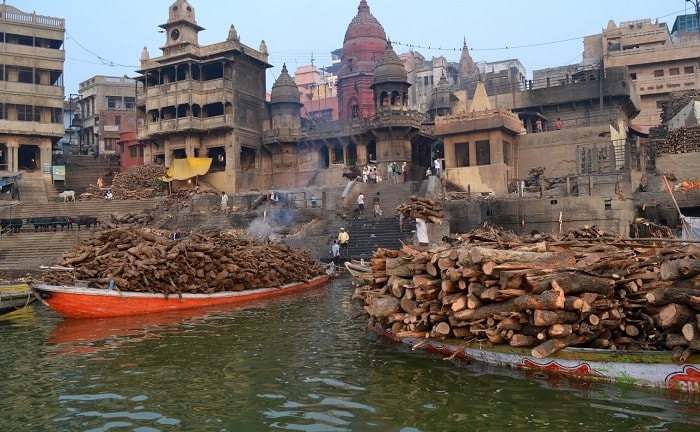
xmin=31 ymin=274 xmax=330 ymax=319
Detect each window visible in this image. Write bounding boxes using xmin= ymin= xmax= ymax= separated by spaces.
xmin=124 ymin=97 xmax=135 ymax=109
xmin=503 ymin=141 xmax=511 ymax=165
xmin=351 ymin=104 xmax=359 ymax=120
xmin=106 ymin=96 xmax=120 ymax=109
xmin=685 ymin=66 xmax=695 ymax=74
xmin=653 ymin=70 xmax=664 ymax=78
xmin=670 ymin=68 xmax=680 ymax=76
xmin=475 ymin=140 xmax=491 ymax=165
xmin=119 ymin=143 xmax=124 ymax=154
xmin=129 ymin=147 xmax=137 ymax=157
xmin=0 ymin=104 xmax=4 ymax=120
xmin=51 ymin=107 xmax=62 ymax=123
xmin=455 ymin=142 xmax=469 ymax=167
xmin=630 ymin=72 xmax=637 ymax=80
xmin=114 ymin=115 xmax=121 ymax=126
xmin=17 ymin=105 xmax=39 ymax=122
xmin=656 ymin=100 xmax=664 ymax=109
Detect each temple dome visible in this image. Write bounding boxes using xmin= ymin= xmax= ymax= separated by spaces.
xmin=338 ymin=1 xmax=387 ymax=78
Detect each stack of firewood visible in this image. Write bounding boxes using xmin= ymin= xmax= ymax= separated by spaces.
xmin=110 ymin=165 xmax=168 ymax=199
xmin=654 ymin=126 xmax=700 ymax=155
xmin=353 ymin=231 xmax=700 ymax=361
xmin=396 ymin=195 xmax=445 ymax=224
xmin=40 ymin=227 xmax=326 ymax=294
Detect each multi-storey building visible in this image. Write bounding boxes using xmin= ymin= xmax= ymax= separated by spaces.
xmin=77 ymin=76 xmax=138 ymax=156
xmin=583 ymin=18 xmax=700 ymax=133
xmin=0 ymin=4 xmax=65 ymax=172
xmin=135 ymin=0 xmax=271 ymax=192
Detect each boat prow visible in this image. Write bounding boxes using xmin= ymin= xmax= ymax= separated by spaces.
xmin=31 ymin=274 xmax=330 ymax=319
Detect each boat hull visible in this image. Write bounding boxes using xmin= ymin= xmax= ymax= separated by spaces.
xmin=32 ymin=275 xmax=330 ymax=319
xmin=375 ymin=327 xmax=700 ymax=393
xmin=344 ymin=261 xmax=370 ymax=285
xmin=0 ymin=284 xmax=36 ymax=315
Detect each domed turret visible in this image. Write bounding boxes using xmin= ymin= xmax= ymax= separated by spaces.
xmin=373 ymin=40 xmax=407 ymax=85
xmin=270 ymin=64 xmax=301 ymax=105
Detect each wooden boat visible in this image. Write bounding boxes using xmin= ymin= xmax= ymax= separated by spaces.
xmin=0 ymin=283 xmax=36 ymax=315
xmin=374 ymin=326 xmax=700 ymax=393
xmin=345 ymin=260 xmax=371 ymax=286
xmin=31 ymin=274 xmax=330 ymax=319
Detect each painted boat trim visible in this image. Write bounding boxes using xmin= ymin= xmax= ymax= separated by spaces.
xmin=374 ymin=326 xmax=700 ymax=393
xmin=32 ymin=275 xmax=330 ymax=319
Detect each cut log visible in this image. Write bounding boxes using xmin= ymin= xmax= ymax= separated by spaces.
xmin=531 ymin=332 xmax=599 ymax=358
xmin=548 ymin=324 xmax=574 ymax=337
xmin=510 ymin=334 xmax=538 ymax=347
xmin=371 ymin=296 xmax=401 ymax=318
xmin=468 ymin=246 xmax=571 ymax=268
xmin=656 ymin=303 xmax=696 ymax=333
xmin=645 ymin=287 xmax=700 ymax=307
xmin=453 ymin=286 xmax=565 ymax=321
xmin=433 ymin=322 xmax=451 ymax=337
xmin=660 ymin=259 xmax=700 ymax=280
xmin=385 ymin=257 xmax=413 ymax=277
xmin=532 ymin=309 xmax=580 ymax=326
xmin=527 ymin=273 xmax=613 ymax=296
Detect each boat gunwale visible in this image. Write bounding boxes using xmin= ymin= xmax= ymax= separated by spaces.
xmin=373 ymin=326 xmax=700 ymax=392
xmin=31 ymin=274 xmax=329 ymax=300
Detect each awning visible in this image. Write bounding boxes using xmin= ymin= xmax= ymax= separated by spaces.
xmin=628 ymin=125 xmax=649 ymax=138
xmin=161 ymin=157 xmax=212 ymax=182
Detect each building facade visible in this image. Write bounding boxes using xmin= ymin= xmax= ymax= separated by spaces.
xmin=583 ymin=18 xmax=700 ymax=133
xmin=135 ymin=0 xmax=271 ymax=193
xmin=78 ymin=75 xmax=138 ymax=156
xmin=0 ymin=4 xmax=65 ymax=173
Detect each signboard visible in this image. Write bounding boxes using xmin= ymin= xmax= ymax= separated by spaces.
xmin=42 ymin=164 xmax=51 ymax=174
xmin=52 ymin=165 xmax=66 ymax=181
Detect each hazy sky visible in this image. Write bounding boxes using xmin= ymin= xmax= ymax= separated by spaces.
xmin=7 ymin=0 xmax=695 ymax=95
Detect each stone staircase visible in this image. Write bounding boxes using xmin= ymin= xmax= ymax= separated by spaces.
xmin=64 ymin=155 xmax=114 ymax=193
xmin=0 ymin=198 xmax=162 ymax=272
xmin=16 ymin=170 xmax=49 ymax=204
xmin=316 ymin=180 xmax=424 ymax=261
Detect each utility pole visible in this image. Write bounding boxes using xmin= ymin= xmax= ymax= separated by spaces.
xmin=688 ymin=0 xmax=700 ymax=39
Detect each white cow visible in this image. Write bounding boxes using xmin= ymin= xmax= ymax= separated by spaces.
xmin=59 ymin=190 xmax=76 ymax=202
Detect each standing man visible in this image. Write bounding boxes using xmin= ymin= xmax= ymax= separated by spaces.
xmin=331 ymin=239 xmax=340 ymax=265
xmin=433 ymin=158 xmax=441 ymax=178
xmin=220 ymin=191 xmax=229 ymax=213
xmin=556 ymin=118 xmax=562 ymax=130
xmin=402 ymin=161 xmax=407 ymax=182
xmin=373 ymin=192 xmax=381 ymax=218
xmin=357 ymin=192 xmax=365 ymax=213
xmin=536 ymin=119 xmax=542 ymax=133
xmin=415 ymin=217 xmax=429 ymax=247
xmin=338 ymin=228 xmax=350 ymax=257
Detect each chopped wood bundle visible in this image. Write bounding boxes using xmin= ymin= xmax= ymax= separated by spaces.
xmin=396 ymin=195 xmax=445 ymax=224
xmin=40 ymin=227 xmax=326 ymax=294
xmin=354 ymin=231 xmax=700 ymax=360
xmin=110 ymin=165 xmax=168 ymax=199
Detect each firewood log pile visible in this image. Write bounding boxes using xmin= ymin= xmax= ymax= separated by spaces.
xmin=39 ymin=227 xmax=326 ymax=294
xmin=396 ymin=195 xmax=445 ymax=224
xmin=653 ymin=126 xmax=700 ymax=156
xmin=110 ymin=165 xmax=168 ymax=199
xmin=353 ymin=228 xmax=700 ymax=361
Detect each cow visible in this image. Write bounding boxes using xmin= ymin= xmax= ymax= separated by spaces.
xmin=58 ymin=190 xmax=76 ymax=202
xmin=73 ymin=215 xmax=99 ymax=230
xmin=0 ymin=218 xmax=23 ymax=234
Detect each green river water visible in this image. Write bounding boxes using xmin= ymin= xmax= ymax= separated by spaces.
xmin=0 ymin=278 xmax=698 ymax=431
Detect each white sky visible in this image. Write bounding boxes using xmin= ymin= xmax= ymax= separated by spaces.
xmin=7 ymin=0 xmax=695 ymax=95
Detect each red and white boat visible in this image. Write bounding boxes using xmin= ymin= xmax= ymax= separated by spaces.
xmin=31 ymin=274 xmax=330 ymax=319
xmin=375 ymin=326 xmax=700 ymax=393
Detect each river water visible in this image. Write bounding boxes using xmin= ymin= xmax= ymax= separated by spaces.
xmin=1 ymin=278 xmax=699 ymax=431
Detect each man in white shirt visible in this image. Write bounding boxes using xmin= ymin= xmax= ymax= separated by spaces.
xmin=357 ymin=193 xmax=364 ymax=213
xmin=433 ymin=158 xmax=441 ymax=177
xmin=415 ymin=217 xmax=429 ymax=246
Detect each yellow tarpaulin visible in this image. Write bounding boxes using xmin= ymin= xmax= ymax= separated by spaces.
xmin=161 ymin=157 xmax=212 ymax=182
